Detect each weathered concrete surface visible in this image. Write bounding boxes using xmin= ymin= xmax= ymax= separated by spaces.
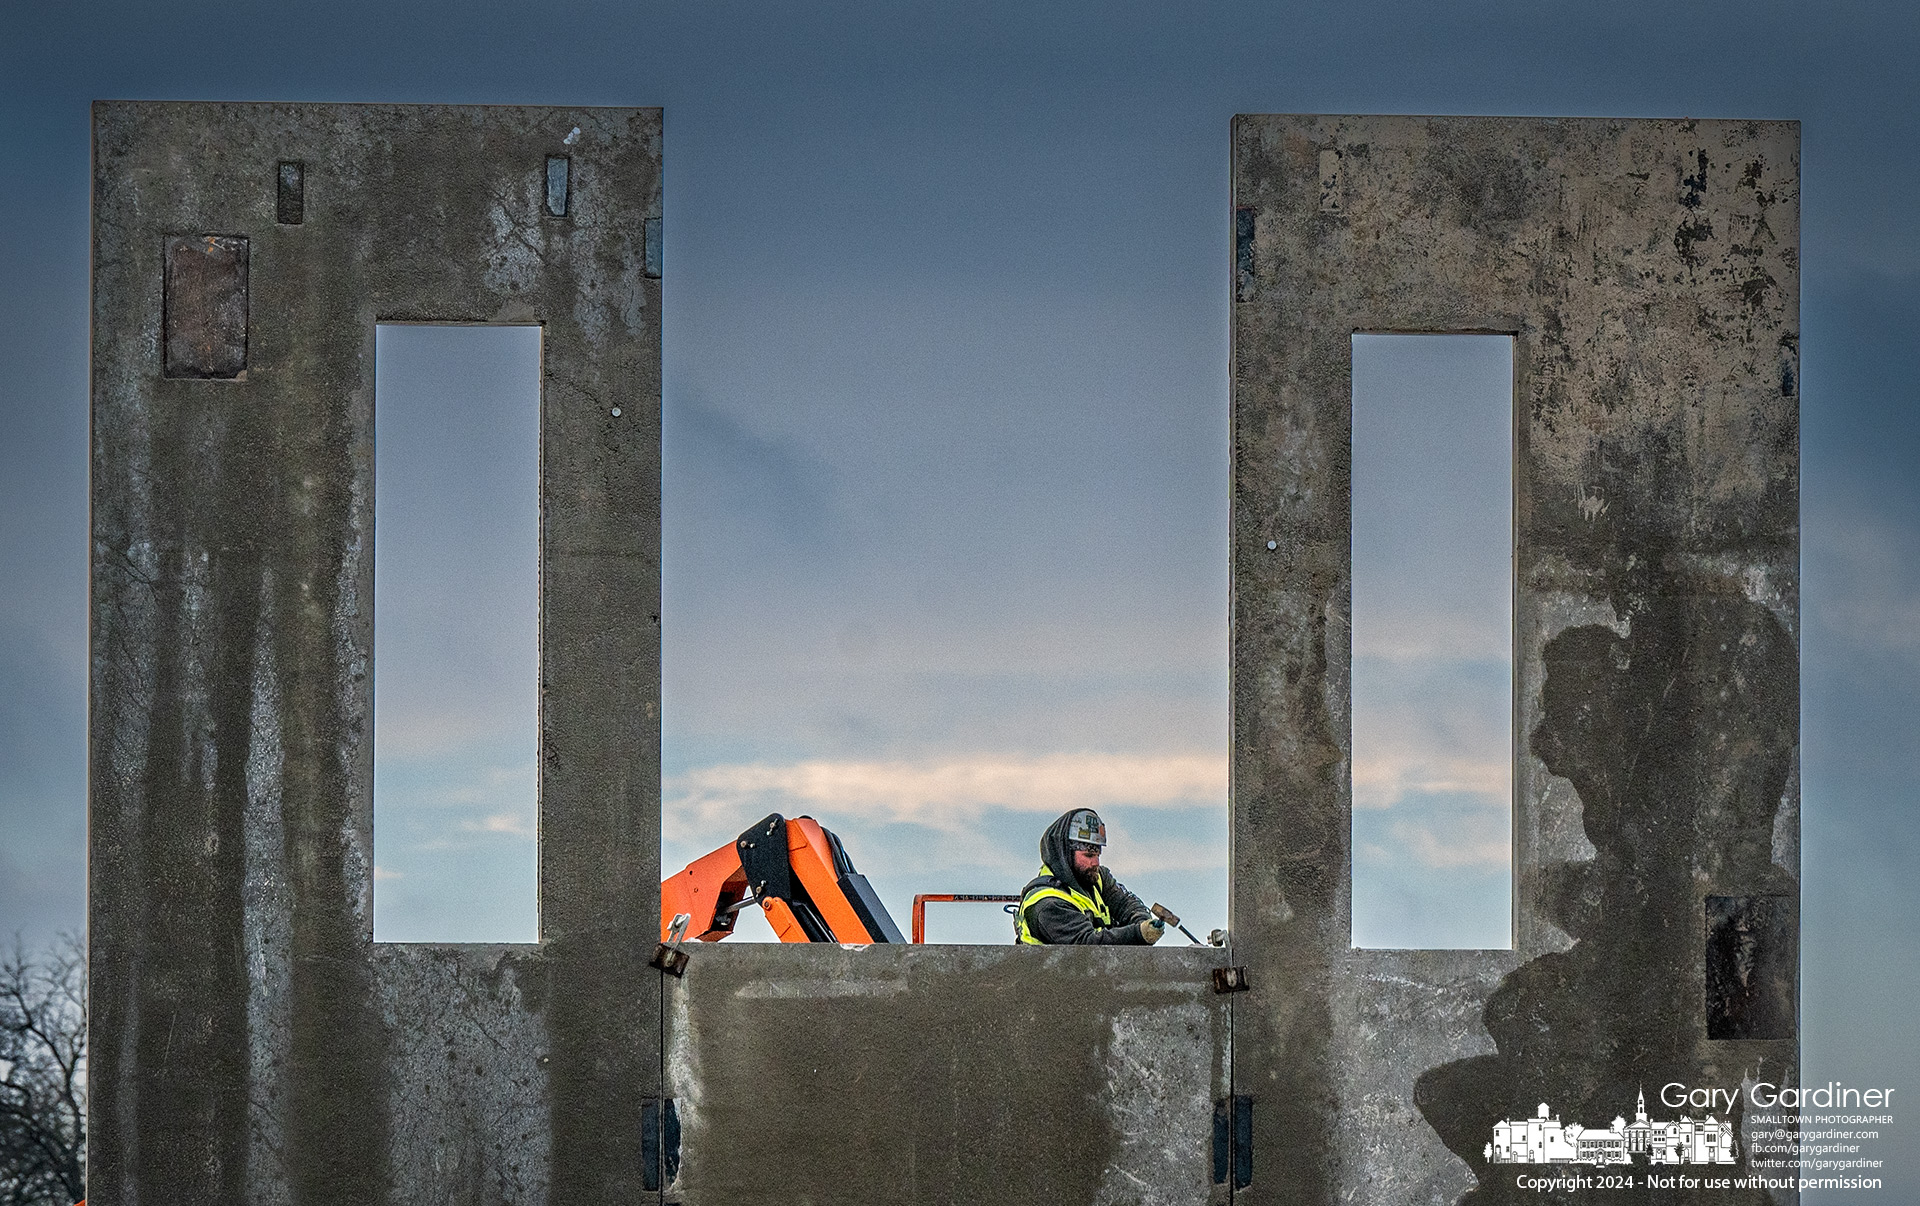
xmin=1334 ymin=951 xmax=1517 ymax=1204
xmin=1232 ymin=116 xmax=1798 ymax=1203
xmin=90 ymin=102 xmax=661 ymax=1204
xmin=376 ymin=946 xmax=551 ymax=1205
xmin=94 ymin=105 xmax=1798 ymax=1206
xmin=662 ymin=943 xmax=1230 ymax=1206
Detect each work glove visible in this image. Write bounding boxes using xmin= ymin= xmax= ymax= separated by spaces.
xmin=1139 ymin=918 xmax=1165 ymax=944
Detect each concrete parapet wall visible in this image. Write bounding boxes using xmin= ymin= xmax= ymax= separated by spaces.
xmin=664 ymin=943 xmax=1230 ymax=1205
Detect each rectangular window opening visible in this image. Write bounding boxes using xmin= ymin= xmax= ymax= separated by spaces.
xmin=373 ymin=324 xmax=542 ymax=944
xmin=1350 ymin=333 xmax=1514 ymax=950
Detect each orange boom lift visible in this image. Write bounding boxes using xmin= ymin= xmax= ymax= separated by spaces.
xmin=660 ymin=813 xmax=907 ymax=944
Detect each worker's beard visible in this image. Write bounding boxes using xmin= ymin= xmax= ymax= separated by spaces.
xmin=1069 ymin=858 xmax=1099 ymax=893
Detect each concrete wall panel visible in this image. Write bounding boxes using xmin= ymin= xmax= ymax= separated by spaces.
xmin=1231 ymin=115 xmax=1798 ymax=1204
xmin=662 ymin=944 xmax=1230 ymax=1206
xmin=90 ymin=102 xmax=662 ymax=1205
xmin=375 ymin=946 xmax=551 ymax=1206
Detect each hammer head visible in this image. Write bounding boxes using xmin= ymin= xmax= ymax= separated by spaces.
xmin=1150 ymin=903 xmax=1180 ymax=927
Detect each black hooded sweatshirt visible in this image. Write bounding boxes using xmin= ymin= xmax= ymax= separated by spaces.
xmin=1015 ymin=810 xmax=1153 ymax=944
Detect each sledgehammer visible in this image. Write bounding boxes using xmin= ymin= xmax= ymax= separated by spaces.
xmin=1150 ymin=903 xmax=1205 ymax=946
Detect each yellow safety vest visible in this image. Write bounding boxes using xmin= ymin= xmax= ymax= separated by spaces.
xmin=1016 ymin=866 xmax=1111 ymax=944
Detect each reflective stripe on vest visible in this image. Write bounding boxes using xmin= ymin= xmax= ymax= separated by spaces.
xmin=1016 ymin=868 xmax=1110 ymax=944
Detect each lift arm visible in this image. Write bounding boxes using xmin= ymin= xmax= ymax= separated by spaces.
xmin=661 ymin=813 xmax=907 ymax=944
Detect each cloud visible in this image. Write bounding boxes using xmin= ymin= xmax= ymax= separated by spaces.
xmin=376 ymin=755 xmax=535 ymax=866
xmin=1387 ymin=819 xmax=1509 ymax=870
xmin=666 ymin=751 xmax=1226 ymax=836
xmin=1351 ymin=614 xmax=1511 ymax=663
xmin=464 ymin=812 xmax=535 ymax=837
xmin=377 ymin=755 xmax=535 ymax=811
xmin=370 ymin=703 xmax=535 ymax=762
xmin=1101 ymin=826 xmax=1227 ymax=875
xmin=1351 ymin=749 xmax=1509 ymax=812
xmin=1811 ymin=517 xmax=1920 ymax=663
xmin=1351 ymin=649 xmax=1510 ymax=812
xmin=1355 ymin=810 xmax=1509 ymax=872
xmin=0 ymin=844 xmax=82 ymax=948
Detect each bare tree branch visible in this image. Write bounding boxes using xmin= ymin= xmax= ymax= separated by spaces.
xmin=0 ymin=933 xmax=85 ymax=1206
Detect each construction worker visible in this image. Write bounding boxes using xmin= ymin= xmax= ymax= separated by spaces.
xmin=1014 ymin=808 xmax=1164 ymax=945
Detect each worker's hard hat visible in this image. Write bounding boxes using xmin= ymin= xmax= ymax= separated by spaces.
xmin=1065 ymin=809 xmax=1107 ymax=848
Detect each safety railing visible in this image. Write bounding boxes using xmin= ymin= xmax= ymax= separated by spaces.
xmin=910 ymin=893 xmax=1021 ymax=943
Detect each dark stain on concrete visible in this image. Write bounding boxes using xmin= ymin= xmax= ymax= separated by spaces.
xmin=1681 ymin=149 xmax=1711 ymax=210
xmin=1415 ymin=533 xmax=1797 ymax=1202
xmin=1425 ymin=136 xmax=1535 ymax=227
xmin=1705 ymin=895 xmax=1797 ymax=1041
xmin=1674 ymin=214 xmax=1715 ymax=268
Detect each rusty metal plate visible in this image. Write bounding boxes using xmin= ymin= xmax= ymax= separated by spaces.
xmin=1706 ymin=894 xmax=1797 ymax=1040
xmin=163 ymin=234 xmax=249 ymax=378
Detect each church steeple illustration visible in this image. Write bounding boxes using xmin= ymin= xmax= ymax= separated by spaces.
xmin=1487 ymin=1088 xmax=1735 ymax=1167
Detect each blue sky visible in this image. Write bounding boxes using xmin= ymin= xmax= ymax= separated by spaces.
xmin=2 ymin=0 xmax=1917 ymax=1190
xmin=1351 ymin=335 xmax=1514 ymax=950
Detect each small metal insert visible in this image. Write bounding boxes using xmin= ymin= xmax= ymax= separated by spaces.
xmin=639 ymin=1096 xmax=682 ymax=1190
xmin=1232 ymin=1094 xmax=1253 ymax=1188
xmin=1212 ymin=966 xmax=1251 ymax=994
xmin=277 ymin=160 xmax=304 ymax=225
xmin=640 ymin=1098 xmax=661 ymax=1190
xmin=545 ymin=155 xmax=570 ymax=217
xmin=1214 ymin=1094 xmax=1254 ymax=1187
xmin=1212 ymin=1099 xmax=1231 ymax=1184
xmin=651 ymin=912 xmax=691 ymax=977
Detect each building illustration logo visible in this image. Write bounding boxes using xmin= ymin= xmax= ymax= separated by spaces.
xmin=1486 ymin=1089 xmax=1738 ymax=1166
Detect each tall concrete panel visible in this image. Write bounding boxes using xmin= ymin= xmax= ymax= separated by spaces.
xmin=90 ymin=102 xmax=662 ymax=1204
xmin=1231 ymin=115 xmax=1798 ymax=1203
